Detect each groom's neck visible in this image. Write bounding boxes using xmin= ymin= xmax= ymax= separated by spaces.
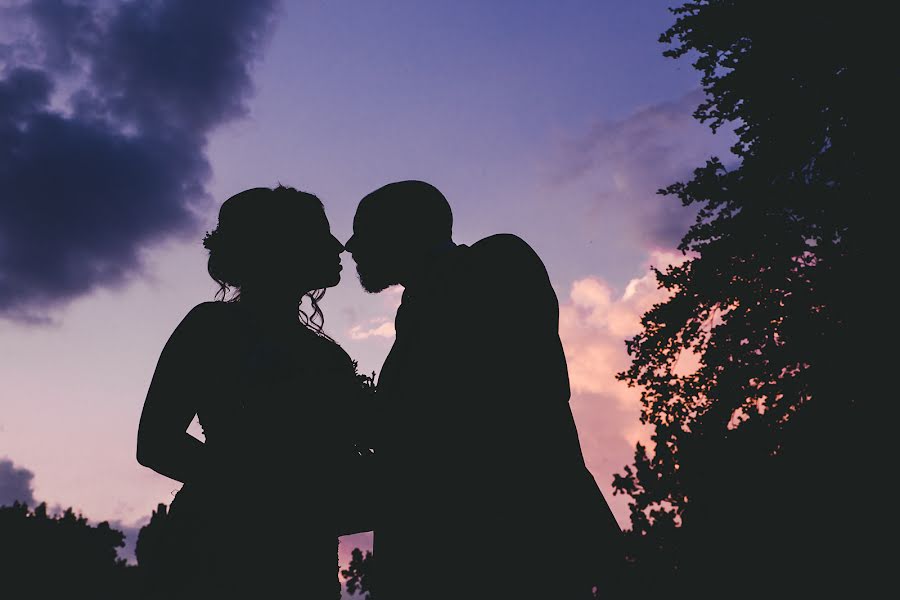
xmin=399 ymin=239 xmax=457 ymax=292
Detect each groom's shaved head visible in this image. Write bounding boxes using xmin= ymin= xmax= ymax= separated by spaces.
xmin=347 ymin=180 xmax=454 ymax=292
xmin=355 ymin=180 xmax=453 ymax=244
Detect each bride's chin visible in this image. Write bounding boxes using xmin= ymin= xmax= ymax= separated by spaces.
xmin=308 ymin=268 xmax=342 ymax=290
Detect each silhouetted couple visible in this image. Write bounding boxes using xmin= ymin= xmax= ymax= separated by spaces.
xmin=138 ymin=181 xmax=621 ymax=599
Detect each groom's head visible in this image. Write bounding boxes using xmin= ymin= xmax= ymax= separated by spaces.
xmin=346 ymin=180 xmax=453 ymax=293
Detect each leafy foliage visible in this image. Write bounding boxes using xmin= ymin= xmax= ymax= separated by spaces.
xmin=612 ymin=1 xmax=871 ymax=594
xmin=342 ymin=547 xmax=376 ymax=599
xmin=0 ymin=501 xmax=135 ymax=597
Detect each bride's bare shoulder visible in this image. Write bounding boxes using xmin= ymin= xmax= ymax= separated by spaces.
xmin=181 ymin=300 xmax=237 ymax=326
xmin=167 ymin=301 xmax=244 ymax=349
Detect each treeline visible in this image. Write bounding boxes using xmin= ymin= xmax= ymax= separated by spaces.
xmin=607 ymin=1 xmax=873 ymax=597
xmin=0 ymin=500 xmax=371 ymax=598
xmin=0 ymin=501 xmax=137 ymax=598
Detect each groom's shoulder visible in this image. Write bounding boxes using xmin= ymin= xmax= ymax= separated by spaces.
xmin=469 ymin=234 xmax=548 ymax=279
xmin=473 ymin=232 xmax=530 ymax=251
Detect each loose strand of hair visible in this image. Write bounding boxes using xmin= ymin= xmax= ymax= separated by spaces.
xmin=214 ymin=281 xmax=241 ymax=303
xmin=300 ymin=288 xmax=334 ymax=342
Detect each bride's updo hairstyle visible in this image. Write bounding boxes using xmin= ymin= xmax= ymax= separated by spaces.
xmin=203 ymin=185 xmax=330 ymax=332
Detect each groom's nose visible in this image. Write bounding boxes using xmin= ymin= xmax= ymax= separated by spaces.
xmin=344 ymin=235 xmax=356 ymax=254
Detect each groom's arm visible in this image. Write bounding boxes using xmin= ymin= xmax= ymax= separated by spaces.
xmin=454 ymin=235 xmax=574 ymax=475
xmin=469 ymin=233 xmax=570 ymax=404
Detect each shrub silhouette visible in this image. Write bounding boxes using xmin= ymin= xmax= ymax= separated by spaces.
xmin=0 ymin=501 xmax=136 ymax=597
xmin=342 ymin=547 xmax=375 ymax=599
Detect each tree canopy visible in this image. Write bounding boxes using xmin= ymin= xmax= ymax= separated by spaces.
xmin=612 ymin=1 xmax=872 ymax=595
xmin=0 ymin=501 xmax=134 ymax=597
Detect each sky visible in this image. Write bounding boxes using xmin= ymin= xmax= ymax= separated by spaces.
xmin=0 ymin=0 xmax=736 ymax=585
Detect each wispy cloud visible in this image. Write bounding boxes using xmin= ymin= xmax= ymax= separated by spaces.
xmin=349 ymin=317 xmax=396 ymax=340
xmin=551 ymin=89 xmax=736 ymax=249
xmin=347 ymin=286 xmax=402 ymax=340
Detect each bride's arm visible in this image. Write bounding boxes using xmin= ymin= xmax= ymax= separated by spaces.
xmin=137 ymin=303 xmax=221 ymax=484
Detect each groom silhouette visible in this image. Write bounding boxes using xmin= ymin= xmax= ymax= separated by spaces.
xmin=346 ymin=181 xmax=622 ymax=599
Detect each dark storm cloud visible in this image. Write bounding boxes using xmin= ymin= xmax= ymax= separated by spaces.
xmin=0 ymin=0 xmax=279 ymax=321
xmin=0 ymin=457 xmax=36 ymax=506
xmin=555 ymin=89 xmax=737 ymax=249
xmin=18 ymin=0 xmax=99 ymax=72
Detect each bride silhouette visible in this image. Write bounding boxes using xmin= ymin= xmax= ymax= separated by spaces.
xmin=137 ymin=186 xmax=370 ymax=598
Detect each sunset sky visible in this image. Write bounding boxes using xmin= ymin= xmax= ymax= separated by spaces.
xmin=0 ymin=0 xmax=735 ymax=579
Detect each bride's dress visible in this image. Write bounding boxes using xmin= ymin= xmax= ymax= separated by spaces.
xmin=174 ymin=301 xmax=364 ymax=597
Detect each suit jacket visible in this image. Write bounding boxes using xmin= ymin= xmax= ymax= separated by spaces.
xmin=374 ymin=234 xmax=621 ymax=599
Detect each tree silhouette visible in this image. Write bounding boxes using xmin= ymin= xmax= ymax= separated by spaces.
xmin=134 ymin=501 xmax=203 ymax=595
xmin=612 ymin=1 xmax=872 ymax=596
xmin=0 ymin=500 xmax=135 ymax=597
xmin=134 ymin=503 xmax=167 ymax=581
xmin=341 ymin=547 xmax=375 ymax=599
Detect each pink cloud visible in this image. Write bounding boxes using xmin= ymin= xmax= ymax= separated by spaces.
xmin=349 ymin=318 xmax=396 ymax=340
xmin=559 ymin=250 xmax=686 ymax=528
xmin=346 ymin=286 xmax=402 ymax=341
xmin=561 ymin=250 xmax=683 ymax=398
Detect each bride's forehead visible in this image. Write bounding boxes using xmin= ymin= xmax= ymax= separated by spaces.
xmin=274 ymin=213 xmax=335 ymax=244
xmin=274 ymin=202 xmax=327 ymax=225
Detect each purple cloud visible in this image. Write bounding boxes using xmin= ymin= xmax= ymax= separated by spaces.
xmin=0 ymin=457 xmax=36 ymax=506
xmin=554 ymin=89 xmax=737 ymax=249
xmin=0 ymin=0 xmax=278 ymax=321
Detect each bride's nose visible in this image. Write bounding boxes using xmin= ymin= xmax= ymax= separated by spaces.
xmin=330 ymin=234 xmax=345 ymax=253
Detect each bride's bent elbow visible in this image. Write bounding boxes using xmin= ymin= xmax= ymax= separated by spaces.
xmin=135 ymin=441 xmax=152 ymax=468
xmin=135 ymin=436 xmax=160 ymax=470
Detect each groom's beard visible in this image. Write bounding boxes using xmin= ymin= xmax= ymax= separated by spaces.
xmin=356 ymin=264 xmax=396 ymax=293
